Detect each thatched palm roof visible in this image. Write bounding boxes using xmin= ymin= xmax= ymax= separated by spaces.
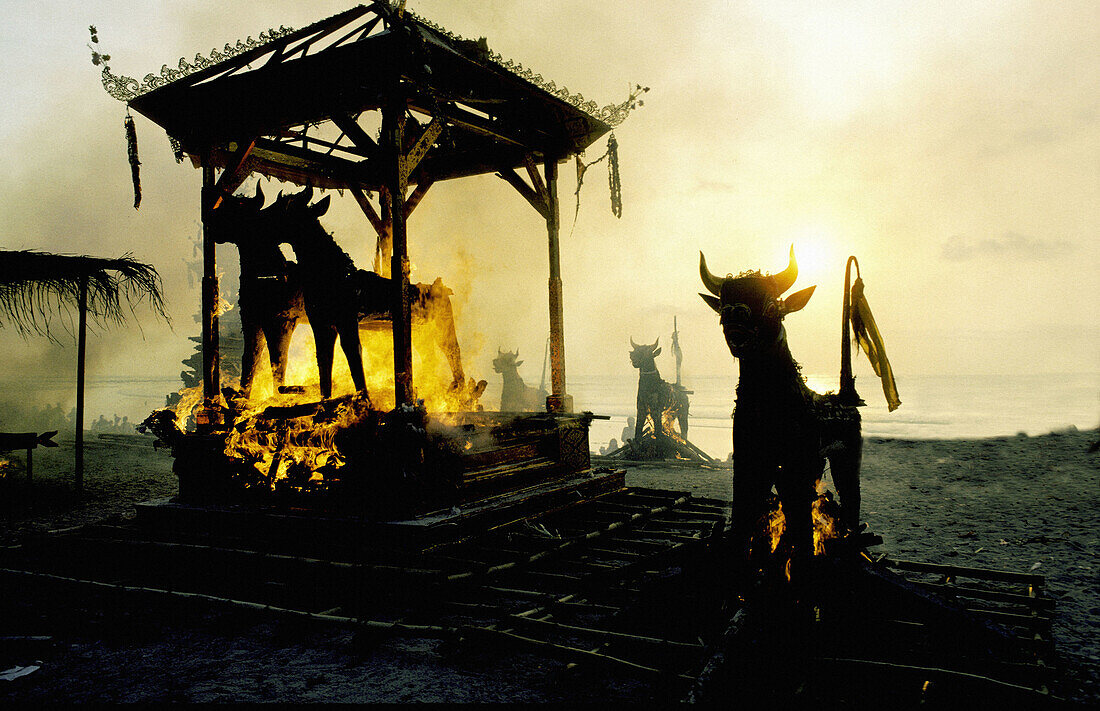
xmin=0 ymin=250 xmax=168 ymax=338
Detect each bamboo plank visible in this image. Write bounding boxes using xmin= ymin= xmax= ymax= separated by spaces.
xmin=914 ymin=582 xmax=1055 ymax=611
xmin=884 ymin=559 xmax=1045 ymax=586
xmin=506 ymin=614 xmax=703 ymax=652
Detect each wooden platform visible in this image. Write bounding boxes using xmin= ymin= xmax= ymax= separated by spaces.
xmin=135 ymin=467 xmax=625 ymax=558
xmin=171 ymin=411 xmax=595 ymax=518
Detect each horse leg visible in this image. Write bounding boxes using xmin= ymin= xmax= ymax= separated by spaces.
xmin=265 ymin=318 xmax=297 ymax=393
xmin=336 ymin=318 xmax=367 ymax=394
xmin=828 ymin=423 xmax=863 ymax=535
xmin=239 ymin=314 xmax=265 ymax=400
xmin=730 ymin=453 xmax=774 ymax=563
xmin=312 ymin=324 xmax=337 ymax=399
xmin=775 ymin=449 xmax=822 ymax=565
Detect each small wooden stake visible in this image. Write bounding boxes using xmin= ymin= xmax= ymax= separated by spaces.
xmin=75 ymin=276 xmax=87 ymax=494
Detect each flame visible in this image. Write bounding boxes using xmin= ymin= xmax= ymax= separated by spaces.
xmin=162 ymin=284 xmax=486 ymax=494
xmin=766 ymin=501 xmax=786 ymax=554
xmin=222 ymin=392 xmax=371 ymax=490
xmin=218 ymin=319 xmax=482 ymax=492
xmin=760 ymin=480 xmax=842 ymax=579
xmin=812 ymin=478 xmax=840 ymax=555
xmin=171 ymin=385 xmax=205 ymax=430
xmin=215 ymin=293 xmax=235 ymax=317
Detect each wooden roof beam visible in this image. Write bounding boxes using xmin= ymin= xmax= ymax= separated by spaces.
xmin=403 ymin=175 xmax=434 ymax=219
xmin=523 ymin=153 xmax=550 ymax=211
xmin=331 ymin=113 xmax=380 ymax=157
xmin=161 ymin=5 xmax=373 ymax=93
xmin=498 ymin=166 xmax=549 ymax=220
xmin=277 ymin=128 xmax=373 ymax=159
xmin=402 ymin=117 xmax=443 ymax=182
xmin=413 ymin=100 xmax=531 ymax=150
xmin=348 ymin=184 xmax=386 ymax=236
xmin=210 ymin=139 xmax=256 ymax=208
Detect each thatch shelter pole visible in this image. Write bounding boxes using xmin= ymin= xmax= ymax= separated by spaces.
xmin=544 ymin=157 xmax=571 ymax=413
xmin=383 ymin=99 xmax=414 ymax=407
xmin=200 ymin=160 xmax=221 ymax=422
xmin=75 ymin=276 xmax=87 ymax=494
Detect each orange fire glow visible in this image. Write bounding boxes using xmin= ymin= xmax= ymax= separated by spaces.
xmin=763 ymin=479 xmax=841 ymax=567
xmin=163 ymin=310 xmax=485 ymax=493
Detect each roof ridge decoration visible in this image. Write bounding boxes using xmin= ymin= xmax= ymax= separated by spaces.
xmin=100 ymin=26 xmax=296 ymax=102
xmin=399 ymin=4 xmax=644 ymax=127
xmin=99 ymin=2 xmax=644 ymax=127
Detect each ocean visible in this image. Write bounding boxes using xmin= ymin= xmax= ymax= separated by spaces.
xmin=7 ymin=372 xmax=1098 ymax=460
xmin=569 ymin=372 xmax=1100 ymax=460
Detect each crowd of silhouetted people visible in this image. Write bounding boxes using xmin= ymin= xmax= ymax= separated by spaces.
xmin=0 ymin=402 xmax=138 ymax=436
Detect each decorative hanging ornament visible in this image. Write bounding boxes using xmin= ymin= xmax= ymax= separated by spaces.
xmin=570 ymin=132 xmax=624 ymax=235
xmin=124 ymin=110 xmax=141 ymax=209
xmin=607 ymin=133 xmax=621 ymax=219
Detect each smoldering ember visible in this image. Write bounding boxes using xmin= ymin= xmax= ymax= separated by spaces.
xmin=0 ymin=1 xmax=1097 ymax=706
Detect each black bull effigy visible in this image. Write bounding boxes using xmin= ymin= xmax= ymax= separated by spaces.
xmin=698 ymin=246 xmax=899 ymax=566
xmin=213 ymin=186 xmax=476 ymax=403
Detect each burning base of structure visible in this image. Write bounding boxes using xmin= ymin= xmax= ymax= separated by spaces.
xmin=142 ymin=389 xmax=594 ymax=520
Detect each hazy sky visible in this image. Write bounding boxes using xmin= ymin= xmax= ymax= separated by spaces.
xmin=1 ymin=0 xmax=1097 ymax=411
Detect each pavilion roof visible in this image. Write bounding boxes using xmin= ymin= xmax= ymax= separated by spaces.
xmin=107 ymin=2 xmax=629 ymax=190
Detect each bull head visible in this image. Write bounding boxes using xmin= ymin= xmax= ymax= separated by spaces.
xmin=629 ymin=337 xmax=661 ymax=369
xmin=698 ymin=245 xmax=816 ymax=356
xmin=492 ymin=348 xmax=521 ymax=373
xmin=274 ymin=186 xmax=331 ymax=218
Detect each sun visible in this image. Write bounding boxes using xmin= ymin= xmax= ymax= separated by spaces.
xmin=788 ymin=227 xmax=841 ymax=287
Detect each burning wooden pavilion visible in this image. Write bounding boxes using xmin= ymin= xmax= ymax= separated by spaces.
xmin=106 ymin=2 xmax=639 ymax=514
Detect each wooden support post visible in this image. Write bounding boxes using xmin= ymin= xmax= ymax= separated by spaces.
xmin=378 ymin=186 xmax=393 ymax=278
xmin=26 ymin=446 xmax=32 ymax=481
xmin=384 ymin=98 xmax=414 ymax=407
xmin=544 ymin=157 xmax=570 ymax=413
xmin=75 ymin=276 xmax=87 ymax=494
xmin=199 ymin=160 xmax=221 ymax=428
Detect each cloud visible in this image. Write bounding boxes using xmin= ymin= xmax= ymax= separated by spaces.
xmin=939 ymin=232 xmax=1073 ymax=262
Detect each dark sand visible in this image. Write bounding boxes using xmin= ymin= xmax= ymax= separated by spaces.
xmin=0 ymin=428 xmax=1096 ymax=704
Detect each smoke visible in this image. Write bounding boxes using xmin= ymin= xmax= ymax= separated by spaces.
xmin=0 ymin=0 xmax=1096 ymax=425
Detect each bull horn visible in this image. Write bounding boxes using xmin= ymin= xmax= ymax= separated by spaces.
xmin=699 ymin=252 xmax=723 ymax=296
xmin=769 ymin=244 xmax=798 ymax=296
xmin=497 ymin=347 xmax=503 ymax=356
xmin=630 ymin=337 xmax=639 ymax=349
xmin=251 ymin=183 xmax=265 ymax=209
xmin=652 ymin=337 xmax=660 ymax=350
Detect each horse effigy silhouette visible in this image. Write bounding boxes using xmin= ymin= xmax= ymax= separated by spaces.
xmin=214 ymin=186 xmax=471 ymax=403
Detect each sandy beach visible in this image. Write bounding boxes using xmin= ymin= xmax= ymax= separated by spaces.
xmin=0 ymin=427 xmax=1096 ymax=704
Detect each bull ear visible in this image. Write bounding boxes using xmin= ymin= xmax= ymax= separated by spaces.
xmin=780 ymin=285 xmax=816 ymax=315
xmin=310 ymin=195 xmax=331 ymax=216
xmin=699 ymin=293 xmax=722 ymax=313
xmin=515 ymin=360 xmax=524 ymax=367
xmin=652 ymin=347 xmax=662 ymax=357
